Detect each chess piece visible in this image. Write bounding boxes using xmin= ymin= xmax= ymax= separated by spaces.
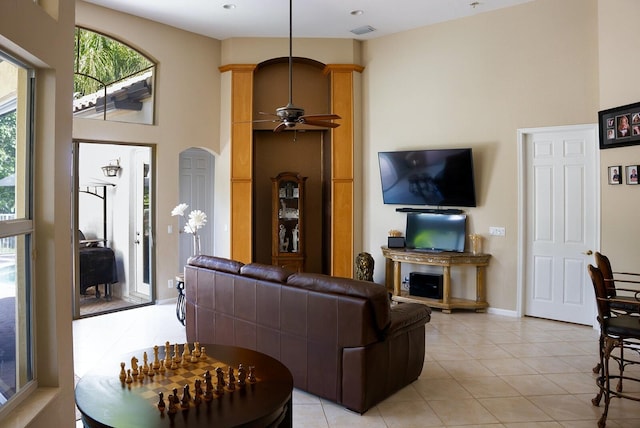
xmin=182 ymin=342 xmax=191 ymax=366
xmin=125 ymin=369 xmax=133 ymax=384
xmin=119 ymin=362 xmax=126 ymax=382
xmin=248 ymin=366 xmax=256 ymax=383
xmin=168 ymin=388 xmax=179 ymax=414
xmin=138 ymin=369 xmax=144 ymax=382
xmin=227 ymin=366 xmax=235 ymax=391
xmin=173 ymin=343 xmax=182 ymax=364
xmin=147 ymin=365 xmax=155 ymax=378
xmin=157 ymin=392 xmax=166 ymax=413
xmin=159 ymin=359 xmax=166 ymax=374
xmin=170 ymin=356 xmax=178 ymax=370
xmin=199 ymin=347 xmax=207 ymax=361
xmin=142 ymin=352 xmax=149 ymax=374
xmin=193 ymin=379 xmax=202 ymax=406
xmin=215 ymin=367 xmax=225 ymax=394
xmin=164 ymin=341 xmax=171 ymax=366
xmin=152 ymin=345 xmax=160 ymax=370
xmin=193 ymin=342 xmax=201 ymax=358
xmin=181 ymin=385 xmax=191 ymax=409
xmin=237 ymin=364 xmax=246 ymax=387
xmin=131 ymin=356 xmax=139 ymax=377
xmin=203 ymin=370 xmax=213 ymax=401
xmin=190 ymin=351 xmax=198 ymax=363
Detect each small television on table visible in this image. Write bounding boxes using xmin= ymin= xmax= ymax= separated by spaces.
xmin=378 ymin=148 xmax=477 ymax=207
xmin=405 ymin=212 xmax=467 ymax=252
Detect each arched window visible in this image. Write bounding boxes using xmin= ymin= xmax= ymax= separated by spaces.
xmin=73 ymin=27 xmax=156 ymax=125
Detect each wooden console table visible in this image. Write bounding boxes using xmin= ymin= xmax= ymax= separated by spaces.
xmin=381 ymin=246 xmax=491 ymax=313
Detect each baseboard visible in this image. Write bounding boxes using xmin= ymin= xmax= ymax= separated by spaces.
xmin=486 ymin=307 xmax=518 ymax=317
xmin=155 ymin=297 xmax=178 ymax=305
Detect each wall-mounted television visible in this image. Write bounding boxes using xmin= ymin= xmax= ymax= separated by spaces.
xmin=378 ymin=148 xmax=477 ymax=207
xmin=405 ymin=212 xmax=467 ymax=252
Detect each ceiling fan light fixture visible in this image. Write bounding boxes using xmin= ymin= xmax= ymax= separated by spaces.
xmin=222 ymin=4 xmax=236 ymax=10
xmin=350 ymin=10 xmax=364 ymax=16
xmin=350 ymin=25 xmax=376 ymax=35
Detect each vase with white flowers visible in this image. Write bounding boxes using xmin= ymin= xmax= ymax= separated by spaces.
xmin=171 ymin=203 xmax=207 ymax=256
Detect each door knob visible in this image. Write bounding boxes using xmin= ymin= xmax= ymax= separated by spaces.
xmin=583 ymin=250 xmax=593 ymax=256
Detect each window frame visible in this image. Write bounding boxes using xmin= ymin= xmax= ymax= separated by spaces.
xmin=0 ymin=49 xmax=36 ymax=417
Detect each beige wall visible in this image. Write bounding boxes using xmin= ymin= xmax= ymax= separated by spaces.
xmin=0 ymin=0 xmax=76 ymax=426
xmin=598 ymin=0 xmax=640 ymax=273
xmin=361 ymin=0 xmax=600 ymax=311
xmin=74 ymin=1 xmax=222 ymax=301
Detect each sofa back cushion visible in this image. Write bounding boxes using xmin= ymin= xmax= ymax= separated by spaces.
xmin=240 ymin=262 xmax=292 ymax=283
xmin=187 ymin=255 xmax=244 ymax=274
xmin=286 ymin=272 xmax=390 ymax=332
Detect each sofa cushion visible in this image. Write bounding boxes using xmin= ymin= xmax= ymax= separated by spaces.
xmin=187 ymin=255 xmax=244 ymax=274
xmin=286 ymin=272 xmax=390 ymax=331
xmin=240 ymin=262 xmax=293 ymax=283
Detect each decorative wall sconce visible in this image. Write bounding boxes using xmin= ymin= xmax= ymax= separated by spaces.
xmin=102 ymin=159 xmax=121 ymax=177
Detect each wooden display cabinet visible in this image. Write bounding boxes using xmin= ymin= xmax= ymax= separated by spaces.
xmin=272 ymin=172 xmax=306 ymax=272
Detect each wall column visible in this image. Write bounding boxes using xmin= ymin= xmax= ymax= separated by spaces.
xmin=219 ymin=64 xmax=256 ymax=263
xmin=324 ymin=64 xmax=364 ymax=277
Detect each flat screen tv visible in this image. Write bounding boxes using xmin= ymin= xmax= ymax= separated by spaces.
xmin=405 ymin=212 xmax=467 ymax=252
xmin=378 ymin=148 xmax=477 ymax=207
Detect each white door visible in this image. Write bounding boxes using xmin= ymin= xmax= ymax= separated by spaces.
xmin=520 ymin=125 xmax=599 ymax=325
xmin=179 ymin=149 xmax=214 ymax=269
xmin=134 ymin=148 xmax=151 ymax=296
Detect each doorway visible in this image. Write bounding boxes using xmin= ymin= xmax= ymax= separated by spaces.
xmin=73 ymin=141 xmax=155 ymax=319
xmin=178 ymin=148 xmax=214 ymax=268
xmin=517 ymin=125 xmax=599 ymax=326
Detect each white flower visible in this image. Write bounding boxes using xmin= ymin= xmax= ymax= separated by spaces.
xmin=171 ymin=203 xmax=188 ymax=217
xmin=172 ymin=203 xmax=207 ymax=235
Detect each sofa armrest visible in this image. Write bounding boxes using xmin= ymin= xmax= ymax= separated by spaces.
xmin=386 ymin=303 xmax=431 ymax=337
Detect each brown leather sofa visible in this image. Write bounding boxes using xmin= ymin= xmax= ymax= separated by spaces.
xmin=184 ymin=255 xmax=431 ymax=414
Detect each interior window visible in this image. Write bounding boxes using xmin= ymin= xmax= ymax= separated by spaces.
xmin=73 ymin=27 xmax=156 ymax=125
xmin=0 ymin=51 xmax=35 ymax=413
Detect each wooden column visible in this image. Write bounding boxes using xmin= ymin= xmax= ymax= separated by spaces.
xmin=219 ymin=64 xmax=256 ymax=264
xmin=324 ymin=64 xmax=364 ymax=277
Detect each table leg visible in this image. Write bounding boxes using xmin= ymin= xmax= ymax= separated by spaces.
xmin=393 ymin=261 xmax=402 ymax=297
xmin=384 ymin=257 xmax=393 ymax=294
xmin=442 ymin=266 xmax=451 ymax=313
xmin=476 ymin=265 xmax=487 ymax=312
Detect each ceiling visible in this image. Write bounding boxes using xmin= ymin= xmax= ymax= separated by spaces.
xmin=84 ymin=0 xmax=533 ymax=41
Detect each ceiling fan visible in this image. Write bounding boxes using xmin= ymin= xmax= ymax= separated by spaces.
xmin=256 ymin=0 xmax=341 ymax=133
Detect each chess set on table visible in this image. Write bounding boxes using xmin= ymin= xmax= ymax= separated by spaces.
xmin=119 ymin=341 xmax=258 ymax=416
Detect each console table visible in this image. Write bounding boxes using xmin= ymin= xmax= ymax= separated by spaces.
xmin=381 ymin=246 xmax=491 ymax=313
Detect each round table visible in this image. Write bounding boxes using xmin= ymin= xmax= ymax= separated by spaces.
xmin=75 ymin=344 xmax=293 ymax=428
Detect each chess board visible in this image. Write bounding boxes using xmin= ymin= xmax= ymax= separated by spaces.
xmin=123 ymin=354 xmax=257 ymax=412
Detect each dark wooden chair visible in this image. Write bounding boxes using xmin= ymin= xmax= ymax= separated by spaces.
xmin=588 ymin=264 xmax=640 ymax=427
xmin=595 ymin=252 xmax=640 ymax=315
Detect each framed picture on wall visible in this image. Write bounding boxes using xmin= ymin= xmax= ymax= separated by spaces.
xmin=608 ymin=166 xmax=622 ymax=185
xmin=599 ymin=101 xmax=640 ymax=149
xmin=626 ymin=165 xmax=639 ymax=185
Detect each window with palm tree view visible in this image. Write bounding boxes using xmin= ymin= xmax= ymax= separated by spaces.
xmin=73 ymin=27 xmax=156 ymax=124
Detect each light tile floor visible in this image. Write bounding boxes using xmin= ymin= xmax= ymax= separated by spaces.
xmin=73 ymin=303 xmax=640 ymax=427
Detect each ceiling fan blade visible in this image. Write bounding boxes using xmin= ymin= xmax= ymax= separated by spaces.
xmin=273 ymin=122 xmax=288 ymax=133
xmin=301 ymin=119 xmax=340 ymax=128
xmin=257 ymin=111 xmax=279 ymax=118
xmin=301 ymin=114 xmax=341 ymax=121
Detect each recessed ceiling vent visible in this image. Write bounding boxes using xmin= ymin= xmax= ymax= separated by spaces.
xmin=350 ymin=25 xmax=376 ymax=35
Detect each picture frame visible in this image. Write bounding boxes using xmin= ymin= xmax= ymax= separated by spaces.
xmin=626 ymin=165 xmax=639 ymax=185
xmin=608 ymin=166 xmax=622 ymax=185
xmin=599 ymin=101 xmax=640 ymax=149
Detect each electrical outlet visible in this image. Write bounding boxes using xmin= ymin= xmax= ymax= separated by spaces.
xmin=168 ymin=279 xmax=174 ymax=289
xmin=489 ymin=226 xmax=506 ymax=236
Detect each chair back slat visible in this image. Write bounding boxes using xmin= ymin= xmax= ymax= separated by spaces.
xmin=595 ymin=252 xmax=616 ymax=297
xmin=588 ymin=264 xmax=611 ymax=320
